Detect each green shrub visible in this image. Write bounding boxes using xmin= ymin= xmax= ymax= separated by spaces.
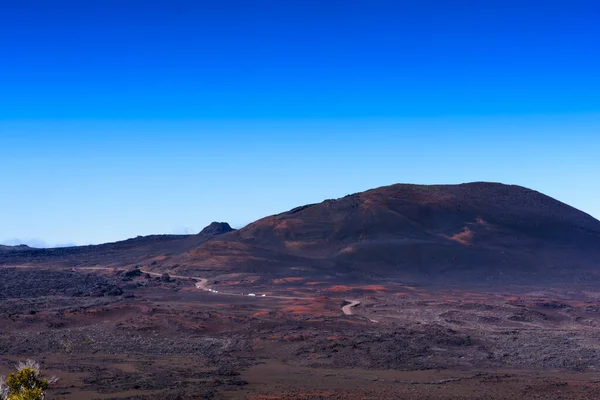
xmin=0 ymin=360 xmax=57 ymax=400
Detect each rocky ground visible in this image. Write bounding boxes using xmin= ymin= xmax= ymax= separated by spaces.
xmin=3 ymin=266 xmax=600 ymax=399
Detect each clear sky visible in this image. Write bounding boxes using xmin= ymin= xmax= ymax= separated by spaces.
xmin=1 ymin=0 xmax=599 ymax=247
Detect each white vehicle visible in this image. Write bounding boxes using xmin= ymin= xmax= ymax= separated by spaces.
xmin=261 ymin=294 xmax=266 ymax=297
xmin=214 ymin=291 xmax=219 ymax=293
xmin=248 ymin=293 xmax=256 ymax=297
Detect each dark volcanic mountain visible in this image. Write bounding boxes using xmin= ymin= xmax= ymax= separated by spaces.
xmin=2 ymin=182 xmax=600 ymax=285
xmin=176 ymin=182 xmax=600 ymax=284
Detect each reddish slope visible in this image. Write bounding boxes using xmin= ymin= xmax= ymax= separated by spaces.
xmin=181 ymin=182 xmax=600 ymax=284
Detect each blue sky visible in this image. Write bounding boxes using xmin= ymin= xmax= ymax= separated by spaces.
xmin=1 ymin=0 xmax=599 ymax=246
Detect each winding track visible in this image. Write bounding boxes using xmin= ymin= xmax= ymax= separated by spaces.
xmin=112 ymin=268 xmax=364 ymax=317
xmin=182 ymin=271 xmax=363 ymax=318
xmin=6 ymin=265 xmax=365 ymax=319
xmin=341 ymin=300 xmax=360 ymax=315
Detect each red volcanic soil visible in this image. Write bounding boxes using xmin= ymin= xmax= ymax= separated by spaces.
xmin=272 ymin=277 xmax=306 ymax=284
xmin=326 ymin=284 xmax=389 ymax=294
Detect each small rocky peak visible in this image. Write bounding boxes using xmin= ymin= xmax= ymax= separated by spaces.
xmin=199 ymin=222 xmax=234 ymax=236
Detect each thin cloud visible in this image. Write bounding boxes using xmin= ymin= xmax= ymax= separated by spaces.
xmin=171 ymin=226 xmax=196 ymax=234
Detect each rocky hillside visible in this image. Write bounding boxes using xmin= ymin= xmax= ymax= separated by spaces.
xmin=178 ymin=182 xmax=600 ymax=284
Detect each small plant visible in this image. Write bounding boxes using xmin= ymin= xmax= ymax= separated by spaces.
xmin=0 ymin=360 xmax=58 ymax=400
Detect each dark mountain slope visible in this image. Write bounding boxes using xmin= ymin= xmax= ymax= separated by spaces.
xmin=179 ymin=183 xmax=600 ymax=284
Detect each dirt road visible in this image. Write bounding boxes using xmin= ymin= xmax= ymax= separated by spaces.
xmin=134 ymin=268 xmax=367 ymax=318
xmin=342 ymin=300 xmax=360 ymax=315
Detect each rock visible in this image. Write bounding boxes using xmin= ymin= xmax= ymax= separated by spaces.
xmin=124 ymin=269 xmax=143 ymax=277
xmin=66 ymin=287 xmax=84 ymax=297
xmin=105 ymin=286 xmax=123 ymax=296
xmin=161 ymin=273 xmax=171 ymax=282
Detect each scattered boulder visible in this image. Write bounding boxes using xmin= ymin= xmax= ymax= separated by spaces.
xmin=537 ymin=301 xmax=571 ymax=309
xmin=105 ymin=286 xmax=123 ymax=296
xmin=124 ymin=269 xmax=143 ymax=278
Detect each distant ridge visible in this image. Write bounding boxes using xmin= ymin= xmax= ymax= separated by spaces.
xmin=0 ymin=244 xmax=32 ymax=252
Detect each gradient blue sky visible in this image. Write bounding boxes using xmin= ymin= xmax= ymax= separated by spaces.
xmin=1 ymin=0 xmax=599 ymax=246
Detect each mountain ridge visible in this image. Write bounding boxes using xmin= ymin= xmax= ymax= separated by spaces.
xmin=2 ymin=182 xmax=599 ymax=285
